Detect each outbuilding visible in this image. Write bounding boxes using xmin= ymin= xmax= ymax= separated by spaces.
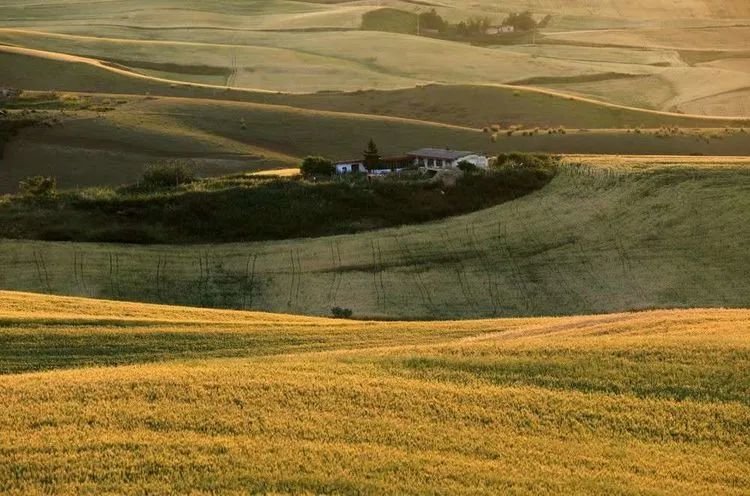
xmin=334 ymin=160 xmax=367 ymax=174
xmin=407 ymin=148 xmax=489 ymax=170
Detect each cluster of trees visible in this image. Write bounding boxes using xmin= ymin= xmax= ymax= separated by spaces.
xmin=417 ymin=9 xmax=546 ymax=37
xmin=418 ymin=9 xmax=447 ymax=32
xmin=362 ymin=7 xmax=549 ymax=40
xmin=502 ymin=11 xmax=541 ymax=32
xmin=456 ymin=17 xmax=493 ymax=37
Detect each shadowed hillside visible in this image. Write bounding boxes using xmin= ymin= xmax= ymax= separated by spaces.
xmin=1 ymin=160 xmax=749 ymax=319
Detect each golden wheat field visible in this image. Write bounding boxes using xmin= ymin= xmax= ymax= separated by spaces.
xmin=0 ymin=291 xmax=748 ymax=495
xmin=2 ymin=1 xmax=750 ymax=493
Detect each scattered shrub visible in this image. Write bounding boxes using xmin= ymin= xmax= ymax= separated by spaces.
xmin=457 ymin=160 xmax=479 ymax=173
xmin=141 ymin=161 xmax=196 ymax=188
xmin=19 ymin=176 xmax=56 ymax=199
xmin=331 ymin=307 xmax=353 ymax=319
xmin=495 ymin=152 xmax=559 ymax=170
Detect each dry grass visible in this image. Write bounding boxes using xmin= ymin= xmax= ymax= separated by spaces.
xmin=5 ymin=87 xmax=749 ymax=191
xmin=0 ymin=291 xmax=748 ymax=494
xmin=2 ymin=0 xmax=749 ymax=116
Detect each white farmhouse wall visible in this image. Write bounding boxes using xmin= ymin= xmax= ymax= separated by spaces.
xmin=335 ymin=162 xmax=365 ymax=174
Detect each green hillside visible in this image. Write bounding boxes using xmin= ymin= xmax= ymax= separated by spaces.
xmin=1 ymin=160 xmax=748 ymax=319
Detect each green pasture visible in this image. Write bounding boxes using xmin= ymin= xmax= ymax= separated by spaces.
xmin=1 ymin=162 xmax=749 ymax=319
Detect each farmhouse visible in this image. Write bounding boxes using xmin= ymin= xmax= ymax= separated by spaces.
xmin=335 ymin=155 xmax=412 ymax=175
xmin=408 ymin=148 xmax=489 ymax=170
xmin=334 ymin=148 xmax=489 ymax=175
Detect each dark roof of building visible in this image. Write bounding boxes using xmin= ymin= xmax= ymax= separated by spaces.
xmin=407 ymin=148 xmax=475 ymax=160
xmin=335 ymin=155 xmax=410 ymax=165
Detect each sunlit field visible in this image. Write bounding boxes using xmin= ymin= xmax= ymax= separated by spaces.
xmin=0 ymin=291 xmax=748 ymax=494
xmin=2 ymin=1 xmax=750 ymax=493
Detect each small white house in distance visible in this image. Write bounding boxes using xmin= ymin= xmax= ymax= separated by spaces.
xmin=485 ymin=25 xmax=515 ymax=35
xmin=408 ymin=148 xmax=489 ymax=170
xmin=334 ymin=160 xmax=367 ymax=174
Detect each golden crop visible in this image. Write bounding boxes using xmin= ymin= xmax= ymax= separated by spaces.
xmin=0 ymin=291 xmax=748 ymax=494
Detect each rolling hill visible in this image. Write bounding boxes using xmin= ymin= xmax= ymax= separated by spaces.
xmin=3 ymin=48 xmax=750 ymax=192
xmin=0 ymin=291 xmax=748 ymax=494
xmin=1 ymin=3 xmax=749 ymax=493
xmin=4 ymin=48 xmax=750 ymax=129
xmin=1 ymin=0 xmax=749 ymax=116
xmin=1 ymin=158 xmax=749 ymax=319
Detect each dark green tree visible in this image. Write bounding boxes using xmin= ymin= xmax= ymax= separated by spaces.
xmin=363 ymin=139 xmax=381 ymax=170
xmin=419 ymin=9 xmax=447 ymax=32
xmin=503 ymin=11 xmax=537 ymax=32
xmin=141 ymin=161 xmax=196 ymax=188
xmin=300 ymin=156 xmax=334 ymax=177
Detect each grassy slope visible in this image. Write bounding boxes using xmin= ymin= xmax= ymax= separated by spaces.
xmin=3 ymin=0 xmax=749 ymax=116
xmin=4 ymin=49 xmax=749 ymax=130
xmin=4 ymin=86 xmax=749 ymax=192
xmin=0 ymin=291 xmax=748 ymax=494
xmin=0 ymin=28 xmax=654 ymax=92
xmin=1 ymin=160 xmax=749 ymax=319
xmin=3 ymin=49 xmax=750 ymax=192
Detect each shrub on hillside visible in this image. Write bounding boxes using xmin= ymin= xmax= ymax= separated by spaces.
xmin=19 ymin=176 xmax=56 ymax=199
xmin=331 ymin=307 xmax=353 ymax=319
xmin=457 ymin=160 xmax=479 ymax=174
xmin=300 ymin=156 xmax=334 ymax=178
xmin=492 ymin=153 xmax=559 ymax=190
xmin=495 ymin=152 xmax=558 ymax=169
xmin=361 ymin=8 xmax=418 ymax=34
xmin=0 ymin=164 xmax=557 ymax=244
xmin=141 ymin=161 xmax=196 ymax=189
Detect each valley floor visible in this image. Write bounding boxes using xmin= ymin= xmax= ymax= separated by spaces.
xmin=0 ymin=291 xmax=748 ymax=494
